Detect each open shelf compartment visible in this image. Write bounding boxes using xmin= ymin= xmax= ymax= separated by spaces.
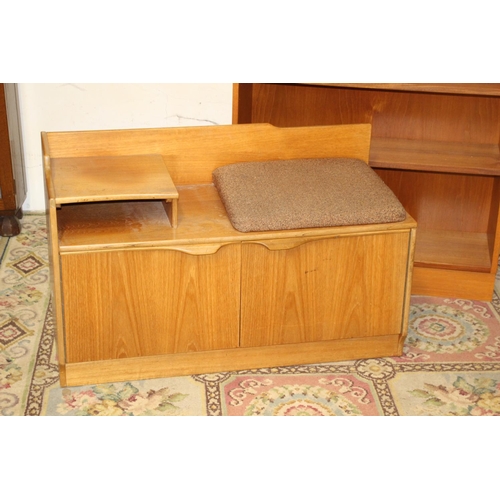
xmin=51 ymin=154 xmax=179 ymax=229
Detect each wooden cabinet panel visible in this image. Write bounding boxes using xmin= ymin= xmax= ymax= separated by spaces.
xmin=241 ymin=83 xmax=500 ymax=144
xmin=376 ymin=169 xmax=495 ymax=233
xmin=240 ymin=232 xmax=410 ymax=347
xmin=0 ymin=83 xmax=27 ymax=235
xmin=61 ymin=245 xmax=241 ymax=363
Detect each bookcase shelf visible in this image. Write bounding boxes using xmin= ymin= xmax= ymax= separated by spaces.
xmin=414 ymin=229 xmax=492 ymax=273
xmin=370 ymin=138 xmax=500 ymax=176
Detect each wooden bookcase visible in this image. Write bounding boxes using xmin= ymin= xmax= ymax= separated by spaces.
xmin=232 ymin=83 xmax=500 ymax=301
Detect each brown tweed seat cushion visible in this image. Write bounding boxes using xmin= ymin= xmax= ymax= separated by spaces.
xmin=212 ymin=158 xmax=407 ymax=233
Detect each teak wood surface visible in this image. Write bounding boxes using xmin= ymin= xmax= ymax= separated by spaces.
xmin=51 ymin=154 xmax=178 ymax=204
xmin=64 ymin=334 xmax=403 ymax=387
xmin=43 ymin=122 xmax=416 ymax=386
xmin=43 ymin=122 xmax=371 ymax=184
xmin=55 ymin=185 xmax=416 ymax=253
xmin=61 ymin=245 xmax=241 ymax=363
xmin=50 ymin=154 xmax=179 ymax=228
xmin=232 ymin=83 xmax=500 ymax=300
xmin=240 ymin=232 xmax=410 ymax=347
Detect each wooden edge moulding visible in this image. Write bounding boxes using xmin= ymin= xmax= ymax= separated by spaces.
xmin=43 ymin=122 xmax=416 ymax=387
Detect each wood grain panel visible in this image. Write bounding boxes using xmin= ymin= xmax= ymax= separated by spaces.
xmin=232 ymin=83 xmax=253 ymax=124
xmin=51 ymin=155 xmax=178 ymax=204
xmin=44 ymin=123 xmax=372 ymax=184
xmin=252 ymin=83 xmax=375 ymax=127
xmin=375 ymin=169 xmax=494 ymax=233
xmin=412 ymin=266 xmax=495 ymax=301
xmin=56 ymin=185 xmax=416 ymax=253
xmin=371 ymin=138 xmax=500 ymax=176
xmin=240 ymin=232 xmax=410 ymax=347
xmin=61 ymin=245 xmax=241 ymax=363
xmin=64 ymin=335 xmax=402 ymax=387
xmin=414 ymin=229 xmax=492 ymax=272
xmin=247 ymin=83 xmax=500 ymax=144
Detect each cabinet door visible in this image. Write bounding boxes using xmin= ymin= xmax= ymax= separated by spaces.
xmin=240 ymin=232 xmax=410 ymax=347
xmin=61 ymin=244 xmax=241 ymax=363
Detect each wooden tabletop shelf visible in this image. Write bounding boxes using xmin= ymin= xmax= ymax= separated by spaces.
xmin=57 ymin=184 xmax=417 ymax=254
xmin=53 ymin=150 xmax=499 ymax=296
xmin=51 ymin=154 xmax=178 ymax=203
xmin=50 ymin=153 xmax=179 ymax=228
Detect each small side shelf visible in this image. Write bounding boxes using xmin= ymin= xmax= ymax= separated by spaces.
xmin=50 ymin=154 xmax=179 ymax=228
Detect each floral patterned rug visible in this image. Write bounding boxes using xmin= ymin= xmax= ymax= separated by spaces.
xmin=2 ymin=214 xmax=500 ymax=416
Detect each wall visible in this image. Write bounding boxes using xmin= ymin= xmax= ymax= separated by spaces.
xmin=17 ymin=83 xmax=233 ymax=212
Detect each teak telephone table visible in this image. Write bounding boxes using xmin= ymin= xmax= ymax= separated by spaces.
xmin=43 ymin=123 xmax=416 ymax=387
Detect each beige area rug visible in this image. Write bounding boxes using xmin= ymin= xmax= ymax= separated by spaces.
xmin=2 ymin=214 xmax=500 ymax=416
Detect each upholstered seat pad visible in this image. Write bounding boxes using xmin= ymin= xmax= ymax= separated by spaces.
xmin=212 ymin=158 xmax=407 ymax=232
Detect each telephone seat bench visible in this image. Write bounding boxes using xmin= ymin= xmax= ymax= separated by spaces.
xmin=42 ymin=123 xmax=416 ymax=387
